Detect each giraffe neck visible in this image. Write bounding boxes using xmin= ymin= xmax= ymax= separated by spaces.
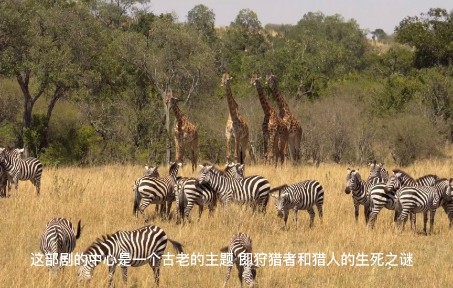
xmin=225 ymin=81 xmax=241 ymax=121
xmin=172 ymin=103 xmax=185 ymax=125
xmin=270 ymin=80 xmax=290 ymax=117
xmin=255 ymin=79 xmax=272 ymax=117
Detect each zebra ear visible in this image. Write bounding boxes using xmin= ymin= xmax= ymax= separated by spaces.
xmin=347 ymin=168 xmax=351 ymax=174
xmin=0 ymin=148 xmax=4 ymax=153
xmin=199 ymin=164 xmax=204 ymax=168
xmin=145 ymin=165 xmax=149 ymax=170
xmin=449 ymin=178 xmax=453 ymax=185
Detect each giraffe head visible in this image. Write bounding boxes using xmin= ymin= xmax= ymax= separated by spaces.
xmin=249 ymin=73 xmax=260 ymax=86
xmin=265 ymin=72 xmax=277 ymax=88
xmin=221 ymin=72 xmax=232 ymax=87
xmin=164 ymin=90 xmax=182 ymax=108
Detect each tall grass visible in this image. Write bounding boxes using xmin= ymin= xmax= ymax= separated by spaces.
xmin=0 ymin=160 xmax=452 ymax=287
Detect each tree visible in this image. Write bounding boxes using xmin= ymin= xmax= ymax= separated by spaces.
xmin=371 ymin=28 xmax=387 ymax=41
xmin=395 ymin=8 xmax=453 ymax=68
xmin=187 ymin=4 xmax=216 ymax=44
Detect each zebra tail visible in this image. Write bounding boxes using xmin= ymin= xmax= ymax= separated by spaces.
xmin=220 ymin=246 xmax=229 ymax=253
xmin=168 ymin=239 xmax=184 ymax=254
xmin=133 ymin=184 xmax=142 ymax=216
xmin=75 ymin=220 xmax=82 ymax=240
xmin=269 ymin=185 xmax=288 ymax=194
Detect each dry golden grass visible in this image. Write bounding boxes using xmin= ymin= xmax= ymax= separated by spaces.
xmin=0 ymin=159 xmax=452 ymax=288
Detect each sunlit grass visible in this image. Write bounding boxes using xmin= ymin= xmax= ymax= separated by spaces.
xmin=0 ymin=159 xmax=452 ymax=287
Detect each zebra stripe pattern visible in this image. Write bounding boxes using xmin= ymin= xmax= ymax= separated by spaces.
xmin=220 ymin=232 xmax=257 ymax=288
xmin=175 ymin=177 xmax=217 ymax=224
xmin=270 ymin=180 xmax=324 ymax=229
xmin=344 ymin=168 xmax=384 ymax=223
xmin=77 ymin=225 xmax=184 ymax=287
xmin=39 ymin=218 xmax=82 ymax=271
xmin=133 ymin=162 xmax=181 ymax=222
xmin=394 ymin=178 xmax=453 ymax=234
xmin=197 ymin=164 xmax=271 ymax=213
xmin=367 ymin=184 xmax=398 ymax=229
xmin=441 ymin=199 xmax=453 ymax=228
xmin=0 ymin=147 xmax=43 ymax=196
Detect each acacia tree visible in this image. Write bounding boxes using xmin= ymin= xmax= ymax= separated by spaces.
xmin=187 ymin=4 xmax=217 ymax=44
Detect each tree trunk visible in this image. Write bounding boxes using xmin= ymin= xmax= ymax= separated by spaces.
xmin=162 ymin=90 xmax=172 ymax=163
xmin=41 ymin=86 xmax=66 ymax=149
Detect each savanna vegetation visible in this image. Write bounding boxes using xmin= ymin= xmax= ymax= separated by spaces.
xmin=1 ymin=1 xmax=452 ymax=167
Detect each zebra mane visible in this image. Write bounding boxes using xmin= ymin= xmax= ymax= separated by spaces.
xmin=392 ymin=169 xmax=415 ymax=181
xmin=84 ymin=233 xmax=117 ymax=254
xmin=417 ymin=174 xmax=439 ymax=181
xmin=433 ymin=178 xmax=448 ymax=184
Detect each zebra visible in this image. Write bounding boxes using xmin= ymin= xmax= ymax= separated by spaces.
xmin=383 ymin=169 xmax=439 ymax=229
xmin=269 ymin=180 xmax=324 ymax=229
xmin=39 ymin=218 xmax=82 ymax=271
xmin=77 ymin=225 xmax=183 ymax=288
xmin=197 ymin=163 xmax=271 ymax=213
xmin=344 ymin=168 xmax=384 ymax=223
xmin=0 ymin=163 xmax=8 ymax=197
xmin=174 ymin=163 xmax=243 ymax=224
xmin=220 ymin=232 xmax=258 ymax=288
xmin=368 ymin=161 xmax=389 ymax=182
xmin=393 ymin=178 xmax=453 ymax=234
xmin=133 ymin=165 xmax=161 ymax=214
xmin=0 ymin=147 xmax=43 ymax=196
xmin=367 ymin=184 xmax=398 ymax=229
xmin=133 ymin=162 xmax=181 ymax=222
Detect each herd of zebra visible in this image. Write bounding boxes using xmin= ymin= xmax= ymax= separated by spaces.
xmin=2 ymin=145 xmax=453 ymax=287
xmin=345 ymin=161 xmax=453 ymax=234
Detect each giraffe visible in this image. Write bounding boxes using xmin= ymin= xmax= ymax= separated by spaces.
xmin=165 ymin=90 xmax=199 ymax=172
xmin=266 ymin=73 xmax=302 ymax=163
xmin=250 ymin=73 xmax=288 ymax=166
xmin=221 ymin=72 xmax=249 ymax=164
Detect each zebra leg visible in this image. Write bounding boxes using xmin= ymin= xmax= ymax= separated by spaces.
xmin=197 ymin=204 xmax=204 ymax=221
xmin=31 ymin=178 xmax=40 ymax=196
xmin=410 ymin=212 xmax=416 ymax=231
xmin=223 ymin=266 xmax=233 ymax=288
xmin=237 ymin=264 xmax=244 ymax=288
xmin=166 ymin=200 xmax=173 ymax=220
xmin=307 ymin=207 xmax=315 ymax=228
xmin=150 ymin=260 xmax=161 ymax=287
xmin=396 ymin=210 xmax=408 ymax=233
xmin=282 ymin=212 xmax=289 ymax=230
xmin=423 ymin=211 xmax=428 ymax=235
xmin=121 ymin=267 xmax=128 ymax=285
xmin=107 ymin=264 xmax=117 ymax=288
xmin=316 ymin=203 xmax=323 ymax=223
xmin=354 ymin=202 xmax=359 ymax=222
xmin=429 ymin=210 xmax=435 ymax=235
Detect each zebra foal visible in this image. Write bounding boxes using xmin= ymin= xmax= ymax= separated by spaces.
xmin=220 ymin=232 xmax=258 ymax=288
xmin=39 ymin=218 xmax=82 ymax=271
xmin=0 ymin=147 xmax=43 ymax=196
xmin=269 ymin=180 xmax=324 ymax=229
xmin=77 ymin=225 xmax=184 ymax=287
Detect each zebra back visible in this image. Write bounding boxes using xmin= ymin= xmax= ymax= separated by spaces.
xmin=385 ymin=169 xmax=438 ymax=193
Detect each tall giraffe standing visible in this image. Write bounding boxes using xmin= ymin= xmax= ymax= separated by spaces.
xmin=222 ymin=72 xmax=249 ymax=164
xmin=165 ymin=90 xmax=199 ymax=172
xmin=266 ymin=73 xmax=302 ymax=163
xmin=250 ymin=73 xmax=288 ymax=166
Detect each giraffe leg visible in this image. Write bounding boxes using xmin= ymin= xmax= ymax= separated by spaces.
xmin=226 ymin=133 xmax=232 ymax=162
xmin=174 ymin=135 xmax=181 ymax=161
xmin=234 ymin=137 xmax=240 ymax=163
xmin=268 ymin=128 xmax=277 ymax=166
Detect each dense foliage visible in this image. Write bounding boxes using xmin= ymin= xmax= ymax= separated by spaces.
xmin=1 ymin=1 xmax=452 ymax=166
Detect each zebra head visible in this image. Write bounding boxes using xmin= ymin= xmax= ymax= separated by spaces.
xmin=243 ymin=262 xmax=258 ymax=287
xmin=446 ymin=178 xmax=453 ymax=200
xmin=144 ymin=165 xmax=159 ymax=177
xmin=225 ymin=162 xmax=245 ymax=179
xmin=77 ymin=258 xmax=94 ymax=282
xmin=384 ymin=172 xmax=402 ymax=193
xmin=168 ymin=162 xmax=182 ymax=181
xmin=269 ymin=185 xmax=289 ymax=218
xmin=197 ymin=164 xmax=213 ymax=184
xmin=345 ymin=168 xmax=361 ymax=194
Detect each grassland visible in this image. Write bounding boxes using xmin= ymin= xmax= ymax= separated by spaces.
xmin=0 ymin=159 xmax=452 ymax=288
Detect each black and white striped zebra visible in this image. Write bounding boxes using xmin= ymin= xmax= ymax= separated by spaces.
xmin=383 ymin=169 xmax=439 ymax=229
xmin=368 ymin=161 xmax=389 ymax=182
xmin=393 ymin=178 xmax=453 ymax=234
xmin=39 ymin=218 xmax=82 ymax=271
xmin=344 ymin=168 xmax=384 ymax=223
xmin=441 ymin=199 xmax=453 ymax=228
xmin=0 ymin=147 xmax=43 ymax=196
xmin=367 ymin=184 xmax=398 ymax=229
xmin=77 ymin=225 xmax=184 ymax=287
xmin=220 ymin=232 xmax=258 ymax=288
xmin=133 ymin=162 xmax=181 ymax=222
xmin=269 ymin=180 xmax=324 ymax=229
xmin=174 ymin=163 xmax=243 ymax=224
xmin=197 ymin=164 xmax=271 ymax=213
